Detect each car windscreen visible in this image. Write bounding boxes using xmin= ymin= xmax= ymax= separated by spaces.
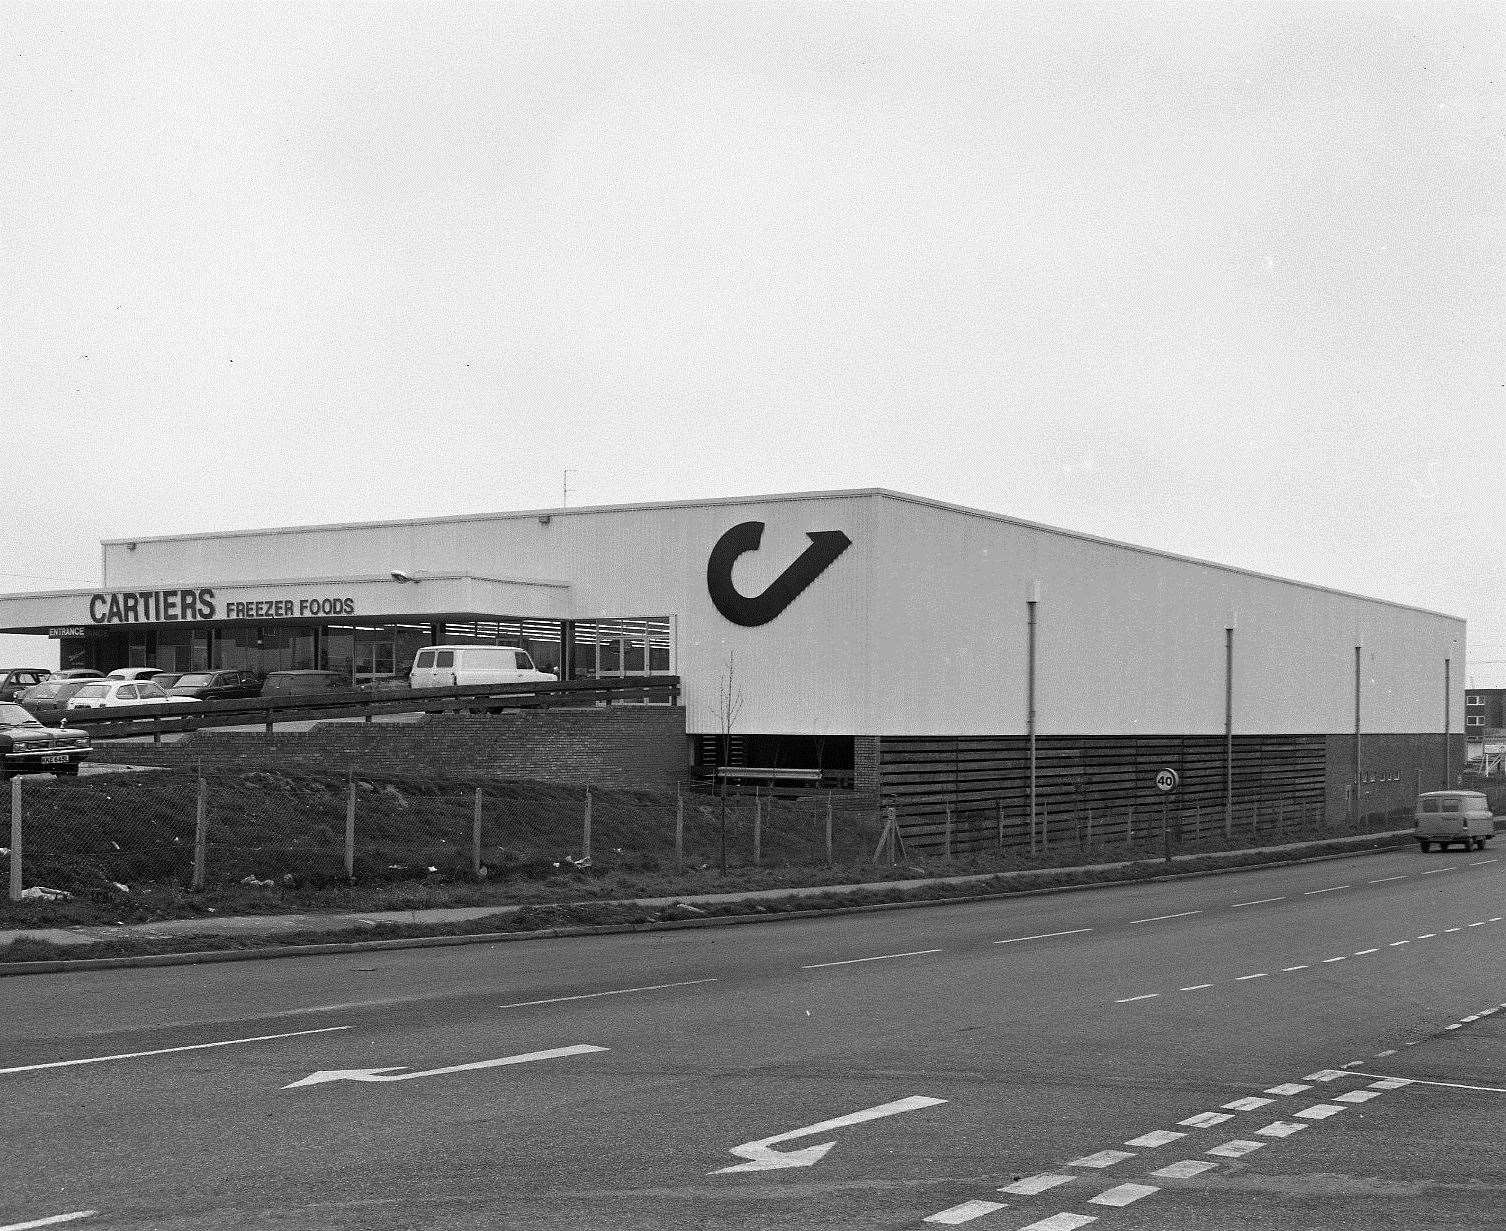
xmin=0 ymin=702 xmax=40 ymax=726
xmin=173 ymin=674 xmax=214 ymax=688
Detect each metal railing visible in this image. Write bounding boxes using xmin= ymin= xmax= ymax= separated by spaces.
xmin=58 ymin=675 xmax=681 ymax=742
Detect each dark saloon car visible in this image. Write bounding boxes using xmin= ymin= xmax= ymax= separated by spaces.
xmin=260 ymin=670 xmax=363 ymax=697
xmin=168 ymin=669 xmax=264 ymax=701
xmin=15 ymin=679 xmax=106 ymax=724
xmin=0 ymin=668 xmax=49 ymax=701
xmin=0 ymin=702 xmax=92 ymax=779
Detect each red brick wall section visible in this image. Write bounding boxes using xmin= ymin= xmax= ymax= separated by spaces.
xmin=91 ymin=707 xmax=689 ymax=789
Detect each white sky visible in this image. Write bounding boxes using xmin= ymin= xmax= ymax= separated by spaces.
xmin=3 ymin=2 xmax=1503 ymax=679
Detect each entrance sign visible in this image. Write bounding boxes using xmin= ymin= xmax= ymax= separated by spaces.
xmin=707 ymin=521 xmax=851 ymax=627
xmin=1155 ymin=767 xmax=1180 ymax=793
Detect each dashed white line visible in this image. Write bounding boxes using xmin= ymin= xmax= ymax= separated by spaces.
xmin=1088 ymin=1183 xmax=1158 ymax=1207
xmin=0 ymin=1027 xmax=351 ymax=1076
xmin=1207 ymin=1140 xmax=1264 ymax=1158
xmin=1303 ymin=885 xmax=1350 ymax=895
xmin=1232 ymin=896 xmax=1286 ymax=907
xmin=1420 ymin=867 xmax=1457 ymax=875
xmin=1179 ymin=1111 xmax=1232 ymax=1129
xmin=1001 ymin=1174 xmax=1076 ymax=1195
xmin=1367 ymin=876 xmax=1407 ymax=884
xmin=1265 ymin=1082 xmax=1311 ymax=1096
xmin=1235 ymin=973 xmax=1269 ymax=982
xmin=993 ymin=928 xmax=1093 ymax=945
xmin=1179 ymin=984 xmax=1213 ymax=991
xmin=1388 ymin=941 xmax=1410 ymax=946
xmin=925 ymin=1200 xmax=1008 ymax=1224
xmin=1151 ymin=1159 xmax=1216 ymax=1179
xmin=1321 ymin=956 xmax=1348 ymax=964
xmin=1256 ymin=1121 xmax=1308 ymax=1138
xmin=1295 ymin=1104 xmax=1345 ymax=1120
xmin=1417 ymin=933 xmax=1436 ymax=939
xmin=1115 ymin=994 xmax=1160 ymax=1003
xmin=1018 ymin=1215 xmax=1097 ymax=1231
xmin=1066 ymin=1149 xmax=1135 ymax=1168
xmin=1125 ymin=1130 xmax=1185 ymax=1148
xmin=1354 ymin=949 xmax=1379 ymax=955
xmin=1130 ymin=911 xmax=1203 ymax=924
xmin=1443 ymin=928 xmax=1462 ymax=934
xmin=1222 ymin=1096 xmax=1273 ymax=1111
xmin=1468 ymin=922 xmax=1486 ymax=928
xmin=1333 ymin=1090 xmax=1381 ymax=1104
xmin=801 ymin=949 xmax=942 ymax=969
xmin=0 ymin=1215 xmax=96 ymax=1231
xmin=1469 ymin=859 xmax=1498 ymax=866
xmin=496 ymin=979 xmax=718 ymax=1008
xmin=1282 ymin=965 xmax=1309 ymax=972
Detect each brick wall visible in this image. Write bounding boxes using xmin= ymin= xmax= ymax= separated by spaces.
xmin=91 ymin=707 xmax=689 ymax=789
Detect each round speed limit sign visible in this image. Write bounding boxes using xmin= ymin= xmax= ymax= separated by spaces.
xmin=1155 ymin=767 xmax=1180 ymax=793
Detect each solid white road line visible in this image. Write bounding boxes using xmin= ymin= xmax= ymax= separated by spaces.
xmin=1129 ymin=911 xmax=1202 ymax=924
xmin=802 ymin=949 xmax=942 ymax=970
xmin=1232 ymin=896 xmax=1286 ymax=907
xmin=925 ymin=1199 xmax=1008 ymax=1224
xmin=993 ymin=928 xmax=1092 ymax=945
xmin=496 ymin=978 xmax=718 ymax=1008
xmin=0 ymin=1214 xmax=96 ymax=1231
xmin=0 ymin=1027 xmax=350 ymax=1076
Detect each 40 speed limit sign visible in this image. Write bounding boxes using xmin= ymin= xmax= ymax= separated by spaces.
xmin=1154 ymin=767 xmax=1180 ymax=793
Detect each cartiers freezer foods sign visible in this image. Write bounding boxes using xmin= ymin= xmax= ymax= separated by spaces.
xmin=87 ymin=588 xmax=357 ymax=624
xmin=707 ymin=521 xmax=851 ymax=626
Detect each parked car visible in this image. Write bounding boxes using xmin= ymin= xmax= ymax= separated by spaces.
xmin=107 ymin=666 xmax=172 ymax=682
xmin=45 ymin=668 xmax=104 ymax=681
xmin=168 ymin=669 xmax=264 ymax=701
xmin=0 ymin=668 xmax=50 ymax=701
xmin=64 ymin=680 xmax=202 ymax=711
xmin=260 ymin=670 xmax=364 ymax=697
xmin=1414 ymin=790 xmax=1494 ymax=852
xmin=409 ymin=645 xmax=556 ymax=689
xmin=16 ymin=679 xmax=106 ymax=724
xmin=0 ymin=702 xmax=92 ymax=779
xmin=151 ymin=672 xmax=184 ymax=690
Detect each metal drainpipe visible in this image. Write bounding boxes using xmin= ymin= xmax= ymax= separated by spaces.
xmin=1354 ymin=645 xmax=1362 ymax=824
xmin=1027 ymin=596 xmax=1038 ymax=835
xmin=1225 ymin=625 xmax=1234 ymax=840
xmin=1443 ymin=655 xmax=1450 ymax=789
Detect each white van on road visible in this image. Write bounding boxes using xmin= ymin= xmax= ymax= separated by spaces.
xmin=409 ymin=645 xmax=557 ymax=690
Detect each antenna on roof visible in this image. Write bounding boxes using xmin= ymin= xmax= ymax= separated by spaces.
xmin=562 ymin=469 xmax=575 ymax=509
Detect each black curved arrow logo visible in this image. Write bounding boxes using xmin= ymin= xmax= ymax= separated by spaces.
xmin=707 ymin=521 xmax=852 ymax=627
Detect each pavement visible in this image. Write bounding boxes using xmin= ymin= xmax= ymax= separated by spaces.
xmin=0 ymin=842 xmax=1501 ymax=1229
xmin=0 ymin=829 xmax=1410 ymax=954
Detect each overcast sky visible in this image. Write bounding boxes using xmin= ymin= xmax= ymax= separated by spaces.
xmin=4 ymin=2 xmax=1502 ymax=676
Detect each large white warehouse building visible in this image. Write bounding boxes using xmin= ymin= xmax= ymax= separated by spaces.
xmin=0 ymin=489 xmax=1462 ymax=838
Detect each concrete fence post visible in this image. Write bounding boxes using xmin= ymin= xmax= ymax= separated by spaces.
xmin=1042 ymin=801 xmax=1051 ymax=852
xmin=472 ymin=787 xmax=483 ymax=878
xmin=1086 ymin=805 xmax=1093 ymax=849
xmin=825 ymin=794 xmax=833 ymax=866
xmin=753 ymin=789 xmax=762 ymax=866
xmin=944 ymin=801 xmax=953 ymax=859
xmin=191 ymin=774 xmax=208 ymax=891
xmin=675 ymin=784 xmax=684 ymax=868
xmin=996 ymin=800 xmax=1004 ymax=853
xmin=8 ymin=777 xmax=20 ymax=902
xmin=1127 ymin=804 xmax=1135 ymax=848
xmin=345 ymin=773 xmax=356 ymax=880
xmin=583 ymin=786 xmax=592 ymax=866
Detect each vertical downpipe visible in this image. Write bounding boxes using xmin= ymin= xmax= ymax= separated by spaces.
xmin=1354 ymin=645 xmax=1363 ymax=825
xmin=1443 ymin=656 xmax=1451 ymax=790
xmin=1027 ymin=584 xmax=1039 ymax=846
xmin=1224 ymin=623 xmax=1235 ymax=840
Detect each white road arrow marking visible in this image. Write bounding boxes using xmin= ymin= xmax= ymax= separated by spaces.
xmin=283 ymin=1043 xmax=606 ymax=1088
xmin=711 ymin=1095 xmax=945 ymax=1174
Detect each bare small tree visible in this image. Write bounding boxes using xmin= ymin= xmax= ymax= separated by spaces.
xmin=708 ymin=652 xmax=745 ymax=872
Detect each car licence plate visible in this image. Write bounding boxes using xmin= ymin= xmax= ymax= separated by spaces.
xmin=39 ymin=754 xmax=69 ymax=765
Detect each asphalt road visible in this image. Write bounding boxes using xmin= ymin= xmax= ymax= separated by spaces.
xmin=3 ymin=846 xmax=1503 ymax=1230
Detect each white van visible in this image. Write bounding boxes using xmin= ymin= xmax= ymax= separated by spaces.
xmin=409 ymin=645 xmax=557 ymax=690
